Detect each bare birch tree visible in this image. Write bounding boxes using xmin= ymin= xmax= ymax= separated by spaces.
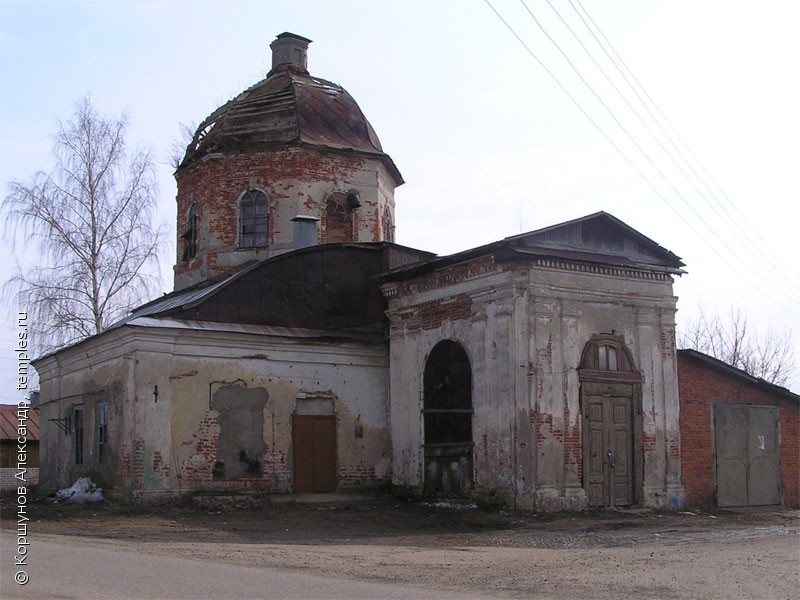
xmin=678 ymin=308 xmax=795 ymax=387
xmin=3 ymin=96 xmax=166 ymax=353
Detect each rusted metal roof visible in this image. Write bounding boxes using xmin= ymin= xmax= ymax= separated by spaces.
xmin=0 ymin=404 xmax=39 ymax=441
xmin=178 ymin=68 xmax=402 ymax=185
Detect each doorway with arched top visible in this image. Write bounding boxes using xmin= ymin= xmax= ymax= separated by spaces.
xmin=422 ymin=340 xmax=473 ymax=497
xmin=579 ymin=334 xmax=644 ymax=507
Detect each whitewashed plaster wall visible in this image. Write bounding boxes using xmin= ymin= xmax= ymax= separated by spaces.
xmin=35 ymin=320 xmax=391 ymax=500
xmin=384 ymin=256 xmax=684 ymax=511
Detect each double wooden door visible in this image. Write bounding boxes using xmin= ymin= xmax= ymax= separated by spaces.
xmin=583 ymin=385 xmax=635 ymax=507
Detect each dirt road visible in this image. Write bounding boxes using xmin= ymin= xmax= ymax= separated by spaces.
xmin=2 ymin=494 xmax=798 ymax=599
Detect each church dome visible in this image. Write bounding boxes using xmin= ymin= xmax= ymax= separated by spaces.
xmin=177 ymin=33 xmax=402 ymax=185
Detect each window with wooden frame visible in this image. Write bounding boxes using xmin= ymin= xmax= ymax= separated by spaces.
xmin=182 ymin=203 xmax=198 ymax=262
xmin=239 ymin=189 xmax=268 ymax=248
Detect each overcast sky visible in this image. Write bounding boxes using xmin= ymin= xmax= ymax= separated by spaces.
xmin=1 ymin=0 xmax=798 ymax=401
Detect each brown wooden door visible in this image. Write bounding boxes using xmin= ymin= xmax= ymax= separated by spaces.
xmin=292 ymin=415 xmax=337 ymax=493
xmin=584 ymin=393 xmax=634 ymax=507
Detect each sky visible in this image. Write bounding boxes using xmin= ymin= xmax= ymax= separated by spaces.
xmin=0 ymin=0 xmax=798 ymax=402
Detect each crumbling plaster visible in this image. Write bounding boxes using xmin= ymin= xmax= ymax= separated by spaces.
xmin=35 ymin=322 xmax=391 ymax=499
xmin=174 ymin=147 xmax=397 ymax=290
xmin=386 ymin=256 xmax=684 ymax=511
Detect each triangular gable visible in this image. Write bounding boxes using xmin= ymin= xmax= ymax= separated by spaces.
xmin=505 ymin=211 xmax=684 ymax=270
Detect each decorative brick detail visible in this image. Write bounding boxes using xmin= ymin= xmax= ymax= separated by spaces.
xmin=397 ymin=294 xmax=476 ymax=332
xmin=394 ymin=256 xmax=497 ymax=297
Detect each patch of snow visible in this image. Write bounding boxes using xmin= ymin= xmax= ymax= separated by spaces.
xmin=55 ymin=477 xmax=104 ymax=504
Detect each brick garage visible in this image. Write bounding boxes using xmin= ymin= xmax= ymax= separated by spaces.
xmin=678 ymin=349 xmax=799 ymax=509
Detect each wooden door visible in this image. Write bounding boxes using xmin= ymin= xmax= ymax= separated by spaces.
xmin=292 ymin=415 xmax=337 ymax=493
xmin=584 ymin=393 xmax=634 ymax=507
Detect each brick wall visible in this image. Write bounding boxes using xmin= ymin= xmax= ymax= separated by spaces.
xmin=174 ymin=146 xmax=393 ymax=289
xmin=678 ymin=353 xmax=799 ymax=508
xmin=397 ymin=294 xmax=476 ymax=332
xmin=0 ymin=468 xmax=38 ymax=491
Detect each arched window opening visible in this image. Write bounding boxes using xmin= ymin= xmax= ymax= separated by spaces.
xmin=598 ymin=344 xmax=618 ymax=370
xmin=239 ymin=189 xmax=268 ymax=248
xmin=579 ymin=334 xmax=637 ymax=376
xmin=182 ymin=203 xmax=197 ymax=262
xmin=325 ymin=193 xmax=354 ymax=243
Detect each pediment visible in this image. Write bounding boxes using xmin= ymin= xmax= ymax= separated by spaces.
xmin=505 ymin=211 xmax=684 ymax=270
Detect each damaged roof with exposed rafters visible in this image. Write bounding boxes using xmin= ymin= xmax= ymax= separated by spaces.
xmin=177 ymin=67 xmax=403 ymax=185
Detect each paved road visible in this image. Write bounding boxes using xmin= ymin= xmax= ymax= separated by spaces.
xmin=0 ymin=530 xmax=482 ymax=600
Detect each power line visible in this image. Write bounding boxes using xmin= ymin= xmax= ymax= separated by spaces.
xmin=484 ymin=0 xmax=799 ymax=316
xmin=569 ymin=0 xmax=800 ymax=299
xmin=515 ymin=0 xmax=799 ymax=310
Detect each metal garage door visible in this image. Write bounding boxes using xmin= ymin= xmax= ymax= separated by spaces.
xmin=715 ymin=404 xmax=780 ymax=507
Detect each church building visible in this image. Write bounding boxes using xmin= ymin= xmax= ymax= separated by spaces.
xmin=33 ymin=33 xmax=686 ymax=511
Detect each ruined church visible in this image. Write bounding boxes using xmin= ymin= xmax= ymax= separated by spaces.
xmin=33 ymin=33 xmax=686 ymax=511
